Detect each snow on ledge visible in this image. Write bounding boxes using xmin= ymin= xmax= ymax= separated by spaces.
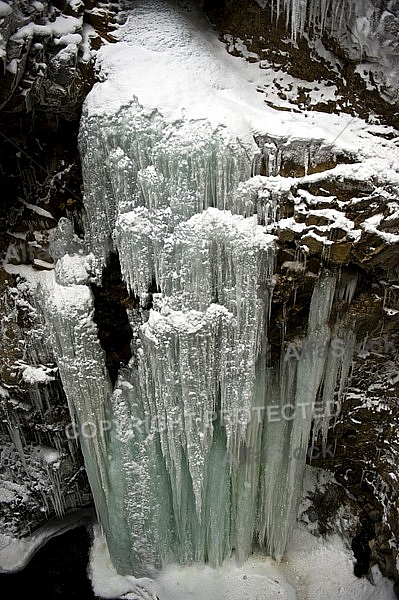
xmin=84 ymin=0 xmax=399 ymax=167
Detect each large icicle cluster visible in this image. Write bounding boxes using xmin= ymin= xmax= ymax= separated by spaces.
xmin=265 ymin=0 xmax=348 ymax=39
xmin=65 ymin=94 xmax=354 ymax=576
xmin=79 ymin=104 xmax=252 ymax=281
xmin=37 ymin=0 xmax=360 ymax=580
xmin=99 ymin=269 xmax=350 ymax=575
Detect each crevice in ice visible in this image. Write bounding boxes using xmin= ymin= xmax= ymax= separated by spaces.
xmin=91 ymin=252 xmax=135 ymax=386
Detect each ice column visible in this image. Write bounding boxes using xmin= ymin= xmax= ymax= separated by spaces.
xmin=40 ymin=271 xmax=113 ymax=534
xmin=258 ymin=270 xmax=338 ymax=559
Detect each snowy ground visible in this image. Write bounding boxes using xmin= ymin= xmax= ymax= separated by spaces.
xmin=1 ymin=501 xmax=394 ymax=600
xmin=87 ymin=467 xmax=396 ymax=600
xmin=88 ymin=519 xmax=396 ymax=600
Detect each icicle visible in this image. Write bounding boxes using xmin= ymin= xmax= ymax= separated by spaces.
xmin=258 ymin=270 xmax=338 ymax=559
xmin=336 ymin=271 xmax=358 ymax=305
xmin=7 ymin=423 xmax=28 ymax=473
xmin=262 ymin=142 xmax=280 ymax=176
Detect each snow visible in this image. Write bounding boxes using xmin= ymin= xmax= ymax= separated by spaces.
xmin=84 ymin=0 xmax=399 ymax=167
xmin=80 ymin=24 xmax=97 ymax=63
xmin=301 ymin=207 xmax=362 ymax=237
xmin=362 ymin=214 xmax=399 ymax=243
xmin=0 ymin=509 xmax=94 ymax=573
xmin=54 ymin=33 xmax=82 ymax=46
xmin=89 ymin=524 xmax=297 ymax=600
xmin=68 ymin=0 xmax=84 ymax=13
xmin=307 ymin=84 xmax=338 ymax=105
xmin=40 ymin=271 xmax=93 ymax=314
xmin=88 ymin=464 xmax=396 ymax=600
xmin=223 ymin=34 xmax=260 ymax=61
xmin=90 ymin=466 xmax=393 ymax=600
xmin=6 ymin=59 xmax=18 ymax=74
xmin=33 ymin=259 xmax=54 ymax=270
xmin=38 ymin=447 xmax=60 ymax=465
xmin=54 ymin=253 xmax=94 ymax=286
xmin=305 ymin=34 xmax=343 ymax=74
xmin=11 ymin=15 xmax=82 ymax=41
xmin=2 ymin=263 xmax=54 ymax=291
xmin=278 ymin=218 xmax=307 ymax=233
xmin=21 ymin=365 xmax=55 ymax=385
xmin=281 ymin=526 xmax=396 ymax=600
xmin=252 ymin=60 xmax=341 ymax=112
xmin=0 ymin=1 xmax=12 ymax=18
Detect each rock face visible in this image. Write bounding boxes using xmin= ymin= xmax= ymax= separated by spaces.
xmin=0 ymin=0 xmax=126 ymax=537
xmin=0 ymin=266 xmax=92 ymax=537
xmin=0 ymin=0 xmax=125 ymax=116
xmin=0 ymin=0 xmax=398 ymax=595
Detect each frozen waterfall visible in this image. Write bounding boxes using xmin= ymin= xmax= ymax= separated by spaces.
xmin=39 ymin=0 xmax=357 ymax=581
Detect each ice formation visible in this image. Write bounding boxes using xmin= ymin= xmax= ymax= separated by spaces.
xmin=39 ymin=273 xmax=114 ymax=538
xmin=254 ymin=0 xmax=399 ymax=102
xmin=38 ymin=0 xmax=363 ymax=580
xmin=256 ymin=0 xmax=390 ymax=42
xmin=256 ymin=0 xmax=348 ymax=39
